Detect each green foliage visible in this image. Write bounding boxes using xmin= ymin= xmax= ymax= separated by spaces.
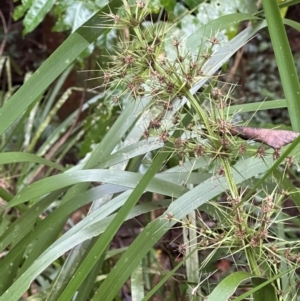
xmin=1 ymin=0 xmax=300 ymax=300
xmin=80 ymin=100 xmax=118 ymax=157
xmin=13 ymin=0 xmax=109 ymax=34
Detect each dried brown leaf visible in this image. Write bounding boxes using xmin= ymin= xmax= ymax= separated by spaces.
xmin=230 ymin=126 xmax=300 ymax=149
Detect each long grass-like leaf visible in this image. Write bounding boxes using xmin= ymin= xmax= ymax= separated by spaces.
xmin=262 ymin=0 xmax=300 ymax=131
xmin=7 ymin=169 xmax=187 ymax=207
xmin=0 ymin=152 xmax=64 ymax=171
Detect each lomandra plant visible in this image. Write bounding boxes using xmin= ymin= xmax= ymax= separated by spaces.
xmin=1 ymin=0 xmax=300 ymax=300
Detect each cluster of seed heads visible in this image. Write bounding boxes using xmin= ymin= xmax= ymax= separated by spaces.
xmin=101 ymin=1 xmax=243 ymax=164
xmin=101 ymin=2 xmax=300 ymax=283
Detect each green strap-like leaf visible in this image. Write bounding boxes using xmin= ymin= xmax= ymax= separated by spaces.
xmin=283 ymin=18 xmax=300 ymax=32
xmin=262 ymin=0 xmax=300 ymax=131
xmin=6 ymin=169 xmax=187 ymax=207
xmin=228 ymin=99 xmax=287 ymax=114
xmin=0 ymin=152 xmax=64 ymax=171
xmin=186 ymin=13 xmax=261 ymax=52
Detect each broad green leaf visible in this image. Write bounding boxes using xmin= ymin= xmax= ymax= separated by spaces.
xmin=66 ymin=2 xmax=98 ymax=33
xmin=236 ymin=0 xmax=258 ymax=13
xmin=23 ymin=0 xmax=56 ymax=34
xmin=161 ymin=0 xmax=176 ymax=12
xmin=13 ymin=0 xmax=33 ymax=21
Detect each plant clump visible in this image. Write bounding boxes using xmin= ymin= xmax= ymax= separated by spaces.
xmin=99 ymin=0 xmax=300 ymax=299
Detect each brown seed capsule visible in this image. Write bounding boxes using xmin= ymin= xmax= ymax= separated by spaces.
xmin=194 ymin=144 xmax=205 ymax=157
xmin=149 ymin=119 xmax=161 ymax=129
xmin=173 ymin=39 xmax=180 ymax=48
xmin=159 ymin=130 xmax=169 ymax=142
xmin=143 ymin=129 xmax=149 ymax=139
xmin=256 ymin=146 xmax=265 ymax=158
xmin=163 ymin=102 xmax=173 ymax=111
xmin=273 ymin=148 xmax=280 ymax=160
xmin=209 ymin=36 xmax=219 ymax=45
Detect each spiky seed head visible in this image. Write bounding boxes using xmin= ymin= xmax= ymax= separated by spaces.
xmin=173 ymin=39 xmax=180 ymax=48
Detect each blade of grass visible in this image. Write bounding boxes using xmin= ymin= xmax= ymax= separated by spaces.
xmin=40 ymin=65 xmax=74 ymax=121
xmin=184 ymin=210 xmax=200 ymax=301
xmin=0 ymin=152 xmax=64 ymax=171
xmin=131 ymin=262 xmax=144 ymax=301
xmin=283 ymin=18 xmax=300 ymax=31
xmin=6 ymin=169 xmax=187 ymax=207
xmin=0 ymin=188 xmax=132 ymax=286
xmin=228 ymin=99 xmax=287 ymax=114
xmin=0 ymin=190 xmax=65 ymax=294
xmin=262 ymin=0 xmax=300 ymax=131
xmin=74 ymin=246 xmax=108 ymax=301
xmin=0 ymin=152 xmax=275 ymax=300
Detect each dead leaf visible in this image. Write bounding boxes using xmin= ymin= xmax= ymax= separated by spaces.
xmin=229 ymin=126 xmax=300 ymax=149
